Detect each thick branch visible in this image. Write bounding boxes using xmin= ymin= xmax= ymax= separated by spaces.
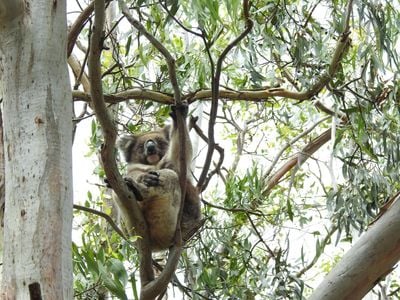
xmin=141 ymin=247 xmax=182 ymax=300
xmin=88 ymin=0 xmax=154 ymax=285
xmin=309 ymin=194 xmax=400 ymax=300
xmin=68 ymin=54 xmax=91 ymax=92
xmin=72 ymin=89 xmax=174 ymax=104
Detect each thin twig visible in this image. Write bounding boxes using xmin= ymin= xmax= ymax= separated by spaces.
xmin=73 ymin=204 xmax=133 ymax=245
xmin=119 ymin=0 xmax=181 ymax=104
xmin=296 ymin=225 xmax=338 ymax=277
xmin=263 ymin=116 xmax=331 ymax=179
xmin=263 ymin=129 xmax=332 ymax=195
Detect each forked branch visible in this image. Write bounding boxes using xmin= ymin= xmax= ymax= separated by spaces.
xmin=88 ymin=0 xmax=154 ymax=287
xmin=197 ymin=0 xmax=254 ymax=190
xmin=119 ymin=2 xmax=189 ymax=298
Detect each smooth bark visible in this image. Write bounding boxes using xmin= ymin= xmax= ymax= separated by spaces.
xmin=309 ymin=194 xmax=400 ymax=300
xmin=0 ymin=0 xmax=73 ymax=298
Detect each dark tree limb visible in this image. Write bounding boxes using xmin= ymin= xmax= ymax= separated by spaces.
xmin=197 ymin=0 xmax=254 ymax=190
xmin=88 ymin=0 xmax=154 ymax=287
xmin=119 ymin=2 xmax=189 ymax=299
xmin=67 ymin=0 xmax=112 ymax=57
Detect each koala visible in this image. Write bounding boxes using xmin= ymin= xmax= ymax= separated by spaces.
xmin=115 ymin=104 xmax=201 ymax=251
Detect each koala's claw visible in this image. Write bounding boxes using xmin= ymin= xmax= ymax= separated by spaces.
xmin=104 ymin=178 xmax=112 ymax=188
xmin=143 ymin=171 xmax=161 ymax=187
xmin=170 ymin=101 xmax=189 ymax=120
xmin=124 ymin=177 xmax=143 ymax=201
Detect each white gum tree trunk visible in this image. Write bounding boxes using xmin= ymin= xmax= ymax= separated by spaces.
xmin=309 ymin=194 xmax=400 ymax=299
xmin=0 ymin=1 xmax=73 ymax=298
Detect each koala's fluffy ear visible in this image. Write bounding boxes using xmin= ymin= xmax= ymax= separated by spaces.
xmin=117 ymin=135 xmax=136 ymax=162
xmin=162 ymin=125 xmax=171 ymax=141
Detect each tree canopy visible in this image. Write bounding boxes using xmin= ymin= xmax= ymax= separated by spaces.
xmin=68 ymin=0 xmax=400 ymax=299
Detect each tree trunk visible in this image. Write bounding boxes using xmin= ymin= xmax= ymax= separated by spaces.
xmin=0 ymin=1 xmax=73 ymax=298
xmin=0 ymin=108 xmax=4 ymax=251
xmin=309 ymin=194 xmax=400 ymax=300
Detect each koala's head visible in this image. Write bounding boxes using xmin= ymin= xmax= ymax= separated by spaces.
xmin=118 ymin=126 xmax=171 ymax=165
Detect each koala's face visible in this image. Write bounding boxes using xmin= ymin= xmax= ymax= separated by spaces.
xmin=118 ymin=127 xmax=170 ymax=165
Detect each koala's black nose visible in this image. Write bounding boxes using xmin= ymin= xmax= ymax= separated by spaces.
xmin=145 ymin=140 xmax=157 ymax=155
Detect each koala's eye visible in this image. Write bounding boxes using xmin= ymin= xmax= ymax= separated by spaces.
xmin=135 ymin=143 xmax=145 ymax=151
xmin=155 ymin=138 xmax=168 ymax=147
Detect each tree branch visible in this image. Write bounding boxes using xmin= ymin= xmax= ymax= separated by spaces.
xmin=309 ymin=193 xmax=400 ymax=299
xmin=67 ymin=0 xmax=112 ymax=57
xmin=263 ymin=129 xmax=332 ymax=195
xmin=68 ymin=1 xmax=94 ymax=57
xmin=197 ymin=0 xmax=253 ymax=189
xmin=190 ymin=118 xmax=224 ymax=192
xmin=73 ymin=204 xmax=131 ymax=244
xmin=88 ymin=0 xmax=154 ymax=286
xmin=119 ymin=0 xmax=181 ymax=104
xmin=296 ymin=225 xmax=338 ymax=277
xmin=263 ymin=116 xmax=331 ymax=179
xmin=68 ymin=54 xmax=91 ymax=92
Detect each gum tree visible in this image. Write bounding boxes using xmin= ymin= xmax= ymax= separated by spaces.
xmin=0 ymin=1 xmax=73 ymax=298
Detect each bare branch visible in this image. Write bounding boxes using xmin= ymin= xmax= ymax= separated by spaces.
xmin=296 ymin=225 xmax=338 ymax=277
xmin=141 ymin=248 xmax=182 ymax=300
xmin=263 ymin=129 xmax=332 ymax=195
xmin=119 ymin=0 xmax=181 ymax=104
xmin=67 ymin=0 xmax=112 ymax=57
xmin=72 ymin=89 xmax=174 ymax=104
xmin=263 ymin=116 xmax=331 ymax=179
xmin=197 ymin=0 xmax=253 ymax=189
xmin=73 ymin=204 xmax=132 ymax=244
xmin=68 ymin=1 xmax=94 ymax=57
xmin=68 ymin=54 xmax=91 ymax=92
xmin=190 ymin=118 xmax=224 ymax=192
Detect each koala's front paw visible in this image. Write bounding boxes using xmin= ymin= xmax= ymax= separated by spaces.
xmin=104 ymin=178 xmax=112 ymax=188
xmin=124 ymin=177 xmax=143 ymax=201
xmin=170 ymin=101 xmax=189 ymax=120
xmin=142 ymin=171 xmax=160 ymax=187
